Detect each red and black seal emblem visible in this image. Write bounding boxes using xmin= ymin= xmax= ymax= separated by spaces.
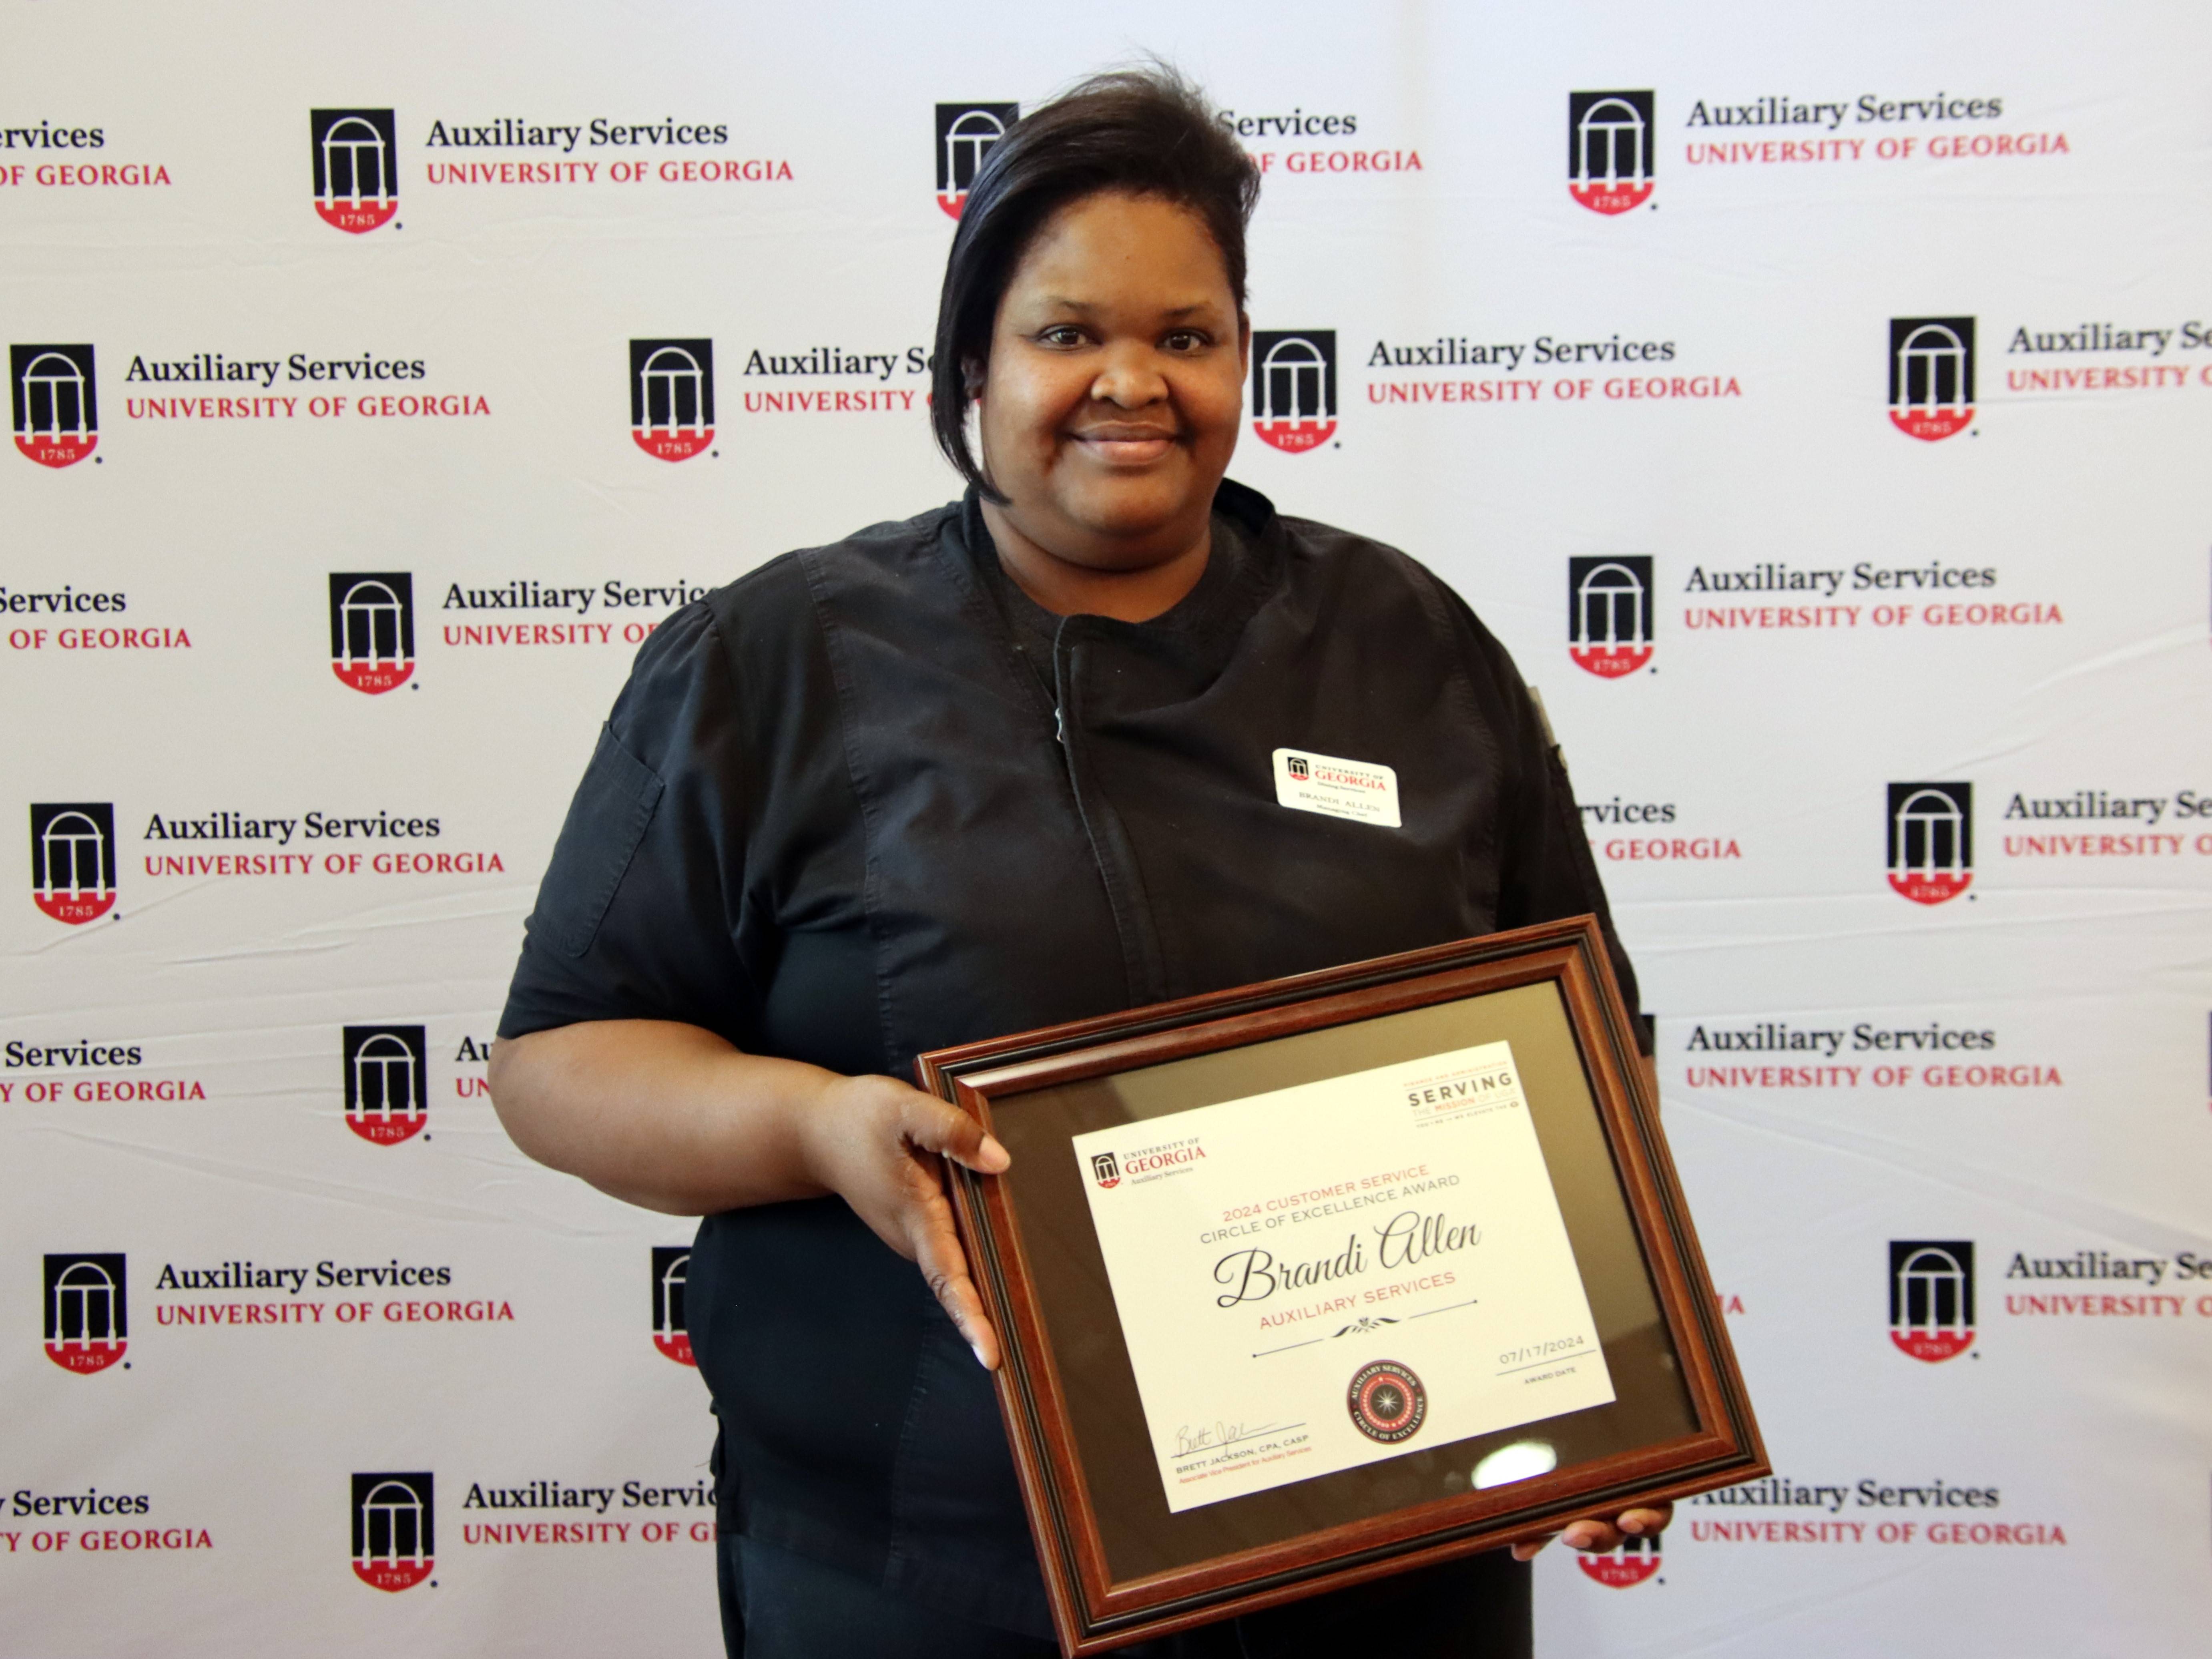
xmin=1346 ymin=1359 xmax=1427 ymax=1443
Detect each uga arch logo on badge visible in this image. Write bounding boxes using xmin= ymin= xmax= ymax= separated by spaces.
xmin=1889 ymin=317 xmax=1975 ymax=440
xmin=1890 ymin=1239 xmax=1975 ymax=1361
xmin=1887 ymin=782 xmax=1972 ymax=904
xmin=1568 ymin=91 xmax=1654 ymax=214
xmin=30 ymin=802 xmax=117 ymax=924
xmin=12 ymin=343 xmax=98 ymax=468
xmin=311 ymin=109 xmax=399 ymax=233
xmin=352 ymin=1472 xmax=434 ymax=1590
xmin=1568 ymin=556 xmax=1654 ymax=677
xmin=1251 ymin=330 xmax=1337 ymax=452
xmin=44 ymin=1252 xmax=127 ymax=1374
xmin=934 ymin=102 xmax=1017 ymax=218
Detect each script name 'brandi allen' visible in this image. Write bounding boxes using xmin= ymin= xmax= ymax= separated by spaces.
xmin=1212 ymin=1210 xmax=1481 ymax=1308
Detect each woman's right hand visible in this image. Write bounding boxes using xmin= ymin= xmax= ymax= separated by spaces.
xmin=797 ymin=1073 xmax=1012 ymax=1371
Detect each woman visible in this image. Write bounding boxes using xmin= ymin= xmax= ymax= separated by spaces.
xmin=490 ymin=67 xmax=1664 ymax=1658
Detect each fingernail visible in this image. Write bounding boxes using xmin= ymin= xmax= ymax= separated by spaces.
xmin=1620 ymin=1517 xmax=1643 ymax=1535
xmin=978 ymin=1135 xmax=1011 ymax=1171
xmin=970 ymin=1340 xmax=992 ymax=1369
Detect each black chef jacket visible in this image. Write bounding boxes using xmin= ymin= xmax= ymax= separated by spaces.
xmin=499 ymin=480 xmax=1645 ymax=1639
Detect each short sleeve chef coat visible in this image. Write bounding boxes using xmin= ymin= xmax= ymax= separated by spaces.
xmin=499 ymin=479 xmax=1646 ymax=1638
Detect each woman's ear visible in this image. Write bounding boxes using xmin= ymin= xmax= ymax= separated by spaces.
xmin=963 ymin=356 xmax=988 ymax=402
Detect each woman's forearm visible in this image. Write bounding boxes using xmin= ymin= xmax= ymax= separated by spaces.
xmin=487 ymin=1019 xmax=837 ymax=1216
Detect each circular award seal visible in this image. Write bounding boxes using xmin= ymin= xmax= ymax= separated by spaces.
xmin=1346 ymin=1360 xmax=1427 ymax=1443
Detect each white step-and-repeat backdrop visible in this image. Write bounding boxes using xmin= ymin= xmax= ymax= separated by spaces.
xmin=7 ymin=2 xmax=2208 ymax=1653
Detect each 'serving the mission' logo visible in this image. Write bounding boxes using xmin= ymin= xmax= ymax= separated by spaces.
xmin=934 ymin=103 xmax=1017 ymax=219
xmin=328 ymin=573 xmax=415 ymax=693
xmin=311 ymin=109 xmax=399 ymax=234
xmin=343 ymin=1025 xmax=428 ymax=1145
xmin=629 ymin=339 xmax=715 ymax=462
xmin=1577 ymin=1533 xmax=1662 ymax=1587
xmin=1888 ymin=317 xmax=1975 ymax=441
xmin=1089 ymin=1151 xmax=1121 ymax=1189
xmin=1890 ymin=1239 xmax=1975 ymax=1362
xmin=30 ymin=802 xmax=116 ymax=924
xmin=351 ymin=1472 xmax=434 ymax=1591
xmin=1568 ymin=91 xmax=1654 ymax=214
xmin=44 ymin=1253 xmax=127 ymax=1374
xmin=1887 ymin=782 xmax=1972 ymax=905
xmin=12 ymin=344 xmax=98 ymax=468
xmin=1251 ymin=330 xmax=1337 ymax=453
xmin=1568 ymin=557 xmax=1654 ymax=677
xmin=652 ymin=1246 xmax=695 ymax=1366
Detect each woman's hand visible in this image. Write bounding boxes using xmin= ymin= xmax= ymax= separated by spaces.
xmin=798 ymin=1074 xmax=1012 ymax=1370
xmin=1509 ymin=1503 xmax=1672 ymax=1562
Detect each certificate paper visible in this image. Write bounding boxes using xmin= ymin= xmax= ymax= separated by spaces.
xmin=1073 ymin=1040 xmax=1614 ymax=1512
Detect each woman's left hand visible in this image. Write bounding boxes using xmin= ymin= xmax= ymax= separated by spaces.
xmin=1509 ymin=1503 xmax=1672 ymax=1562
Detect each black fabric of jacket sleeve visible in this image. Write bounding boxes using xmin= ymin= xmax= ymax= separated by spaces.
xmin=497 ymin=599 xmax=760 ymax=1046
xmin=1424 ymin=574 xmax=1652 ymax=1056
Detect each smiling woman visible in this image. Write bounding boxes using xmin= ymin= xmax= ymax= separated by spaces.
xmin=488 ymin=64 xmax=1657 ymax=1659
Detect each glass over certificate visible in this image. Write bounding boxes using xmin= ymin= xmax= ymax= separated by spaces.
xmin=1073 ymin=1041 xmax=1614 ymax=1512
xmin=919 ymin=918 xmax=1765 ymax=1657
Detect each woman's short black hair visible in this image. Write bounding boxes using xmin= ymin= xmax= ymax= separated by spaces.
xmin=930 ymin=64 xmax=1261 ymax=500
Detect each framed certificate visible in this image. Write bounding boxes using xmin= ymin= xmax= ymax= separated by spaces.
xmin=916 ymin=916 xmax=1766 ymax=1655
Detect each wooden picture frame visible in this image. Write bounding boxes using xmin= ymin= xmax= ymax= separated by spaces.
xmin=917 ymin=916 xmax=1765 ymax=1655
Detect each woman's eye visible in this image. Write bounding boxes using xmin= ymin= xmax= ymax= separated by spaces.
xmin=1038 ymin=326 xmax=1087 ymax=347
xmin=1163 ymin=331 xmax=1208 ymax=352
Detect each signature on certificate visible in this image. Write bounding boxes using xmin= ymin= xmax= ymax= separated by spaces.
xmin=1174 ymin=1419 xmax=1289 ymax=1455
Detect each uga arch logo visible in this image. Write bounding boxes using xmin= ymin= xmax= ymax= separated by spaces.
xmin=935 ymin=102 xmax=1017 ymax=218
xmin=629 ymin=339 xmax=715 ymax=461
xmin=12 ymin=343 xmax=98 ymax=468
xmin=44 ymin=1253 xmax=127 ymax=1374
xmin=1089 ymin=1150 xmax=1121 ymax=1189
xmin=328 ymin=573 xmax=415 ymax=693
xmin=1568 ymin=91 xmax=1654 ymax=214
xmin=1568 ymin=556 xmax=1654 ymax=677
xmin=311 ymin=109 xmax=398 ymax=233
xmin=342 ymin=1024 xmax=428 ymax=1145
xmin=352 ymin=1472 xmax=434 ymax=1590
xmin=1887 ymin=782 xmax=1972 ymax=904
xmin=1889 ymin=317 xmax=1975 ymax=440
xmin=1251 ymin=330 xmax=1337 ymax=452
xmin=1578 ymin=1533 xmax=1661 ymax=1587
xmin=652 ymin=1246 xmax=695 ymax=1366
xmin=30 ymin=802 xmax=116 ymax=924
xmin=1890 ymin=1239 xmax=1975 ymax=1361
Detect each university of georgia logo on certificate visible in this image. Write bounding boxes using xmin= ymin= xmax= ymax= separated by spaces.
xmin=1346 ymin=1360 xmax=1427 ymax=1443
xmin=1089 ymin=1151 xmax=1121 ymax=1189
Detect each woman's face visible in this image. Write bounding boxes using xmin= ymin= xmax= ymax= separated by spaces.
xmin=976 ymin=190 xmax=1249 ymax=571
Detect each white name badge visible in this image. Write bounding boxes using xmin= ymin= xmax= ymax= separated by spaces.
xmin=1074 ymin=1040 xmax=1614 ymax=1512
xmin=1272 ymin=748 xmax=1401 ymax=828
